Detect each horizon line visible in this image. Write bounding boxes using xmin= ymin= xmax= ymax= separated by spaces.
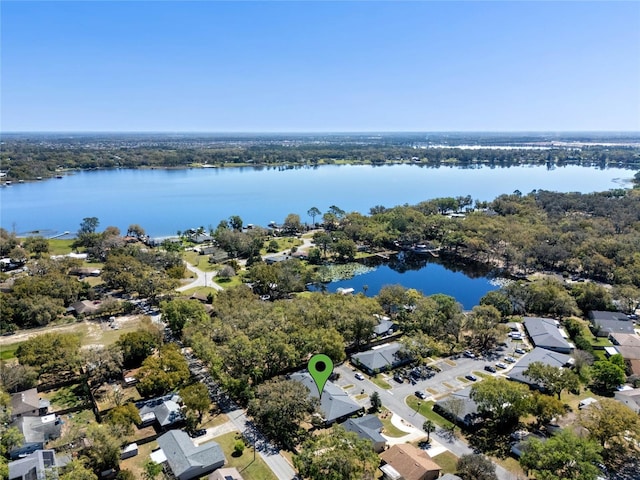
xmin=3 ymin=130 xmax=640 ymax=135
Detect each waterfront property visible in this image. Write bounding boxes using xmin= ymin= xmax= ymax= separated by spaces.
xmin=523 ymin=317 xmax=574 ymax=354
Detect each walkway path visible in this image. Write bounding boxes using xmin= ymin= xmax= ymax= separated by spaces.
xmin=177 ymin=262 xmax=224 ymax=292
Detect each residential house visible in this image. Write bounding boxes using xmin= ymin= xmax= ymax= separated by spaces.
xmin=507 ymin=347 xmax=573 ymax=390
xmin=614 ymin=387 xmax=640 ymax=414
xmin=8 ymin=450 xmax=61 ymax=480
xmin=290 ymin=372 xmax=363 ymax=426
xmin=208 ymin=467 xmax=245 ymax=480
xmin=351 ymin=342 xmax=412 ymax=375
xmin=343 ymin=414 xmax=387 ymax=452
xmin=511 ymin=432 xmax=547 ymax=458
xmin=433 ymin=386 xmax=483 ymax=428
xmin=589 ymin=311 xmax=634 ymax=337
xmin=69 ymin=299 xmax=102 ymax=317
xmin=155 ymin=430 xmax=226 ymax=480
xmin=10 ymin=389 xmax=50 ymax=419
xmin=373 ymin=314 xmax=395 ymax=337
xmin=136 ymin=394 xmax=184 ymax=431
xmin=379 ymin=444 xmax=441 ymax=480
xmin=10 ymin=415 xmax=62 ymax=459
xmin=523 ymin=317 xmax=574 ymax=354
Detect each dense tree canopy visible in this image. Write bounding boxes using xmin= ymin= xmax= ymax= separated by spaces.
xmin=247 ymin=378 xmax=317 ymax=450
xmin=520 ymin=429 xmax=602 ymax=480
xmin=294 ymin=425 xmax=379 ymax=480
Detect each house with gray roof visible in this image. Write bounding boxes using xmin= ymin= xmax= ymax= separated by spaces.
xmin=373 ymin=315 xmax=396 ymax=337
xmin=343 ymin=414 xmax=386 ymax=452
xmin=614 ymin=387 xmax=640 ymax=414
xmin=156 ymin=430 xmax=225 ymax=480
xmin=10 ymin=415 xmax=62 ymax=459
xmin=290 ymin=372 xmax=363 ymax=426
xmin=10 ymin=388 xmax=49 ymax=419
xmin=507 ymin=347 xmax=572 ymax=389
xmin=8 ymin=450 xmax=61 ymax=480
xmin=137 ymin=394 xmax=184 ymax=430
xmin=351 ymin=342 xmax=412 ymax=375
xmin=523 ymin=317 xmax=574 ymax=354
xmin=433 ymin=386 xmax=483 ymax=428
xmin=589 ymin=311 xmax=634 ymax=337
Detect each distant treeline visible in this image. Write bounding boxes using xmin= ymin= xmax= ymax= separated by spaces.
xmin=1 ymin=134 xmax=639 ymax=180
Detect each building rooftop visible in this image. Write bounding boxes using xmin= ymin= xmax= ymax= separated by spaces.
xmin=523 ymin=317 xmax=573 ymax=352
xmin=290 ymin=372 xmax=362 ymax=424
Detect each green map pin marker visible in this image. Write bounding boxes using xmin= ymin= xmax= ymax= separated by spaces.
xmin=308 ymin=354 xmax=333 ymax=397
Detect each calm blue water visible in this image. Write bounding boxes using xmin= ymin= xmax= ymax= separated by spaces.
xmin=1 ymin=164 xmax=634 ymax=308
xmin=311 ymin=259 xmax=499 ymax=310
xmin=0 ymin=164 xmax=633 ymax=237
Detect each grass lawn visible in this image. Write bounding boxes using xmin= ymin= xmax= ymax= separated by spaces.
xmin=48 ymin=239 xmax=75 ymax=255
xmin=41 ymin=383 xmax=90 ymax=409
xmin=209 ymin=431 xmax=277 ymax=480
xmin=261 ymin=237 xmax=303 ymax=255
xmin=371 ymin=376 xmax=392 ymax=390
xmin=431 ymin=450 xmax=459 ymax=474
xmin=213 ymin=275 xmax=245 ymax=289
xmin=378 ymin=408 xmax=410 ymax=438
xmin=0 ymin=342 xmax=23 ymax=360
xmin=355 ymin=393 xmax=368 ymax=401
xmin=457 ymin=377 xmax=471 ymax=384
xmin=120 ymin=440 xmax=159 ymax=478
xmin=181 ymin=251 xmax=218 ymax=272
xmin=494 ymin=456 xmax=527 ymax=478
xmin=405 ymin=397 xmax=454 ymax=429
xmin=342 ymin=384 xmax=354 ymax=390
xmin=179 ymin=286 xmax=219 ymax=298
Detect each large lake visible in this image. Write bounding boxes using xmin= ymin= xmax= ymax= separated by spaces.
xmin=1 ymin=164 xmax=634 ymax=308
xmin=0 ymin=164 xmax=633 ymax=237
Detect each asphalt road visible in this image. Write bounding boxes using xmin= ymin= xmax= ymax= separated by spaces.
xmin=334 ymin=342 xmax=529 ymax=480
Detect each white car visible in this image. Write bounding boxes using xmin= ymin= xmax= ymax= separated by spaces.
xmin=355 ymin=373 xmax=365 ymax=380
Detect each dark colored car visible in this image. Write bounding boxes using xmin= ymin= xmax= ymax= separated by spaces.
xmin=190 ymin=429 xmax=207 ymax=438
xmin=465 ymin=374 xmax=477 ymax=381
xmin=484 ymin=365 xmax=496 ymax=373
xmin=415 ymin=390 xmax=427 ymax=399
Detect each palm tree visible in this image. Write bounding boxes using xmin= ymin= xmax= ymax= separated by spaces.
xmin=423 ymin=419 xmax=435 ymax=443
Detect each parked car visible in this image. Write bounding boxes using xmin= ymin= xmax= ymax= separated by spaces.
xmin=393 ymin=375 xmax=404 ymax=383
xmin=189 ymin=429 xmax=207 ymax=438
xmin=355 ymin=373 xmax=365 ymax=380
xmin=504 ymin=356 xmax=516 ymax=363
xmin=514 ymin=348 xmax=527 ymax=355
xmin=463 ymin=350 xmax=475 ymax=358
xmin=496 ymin=362 xmax=507 ymax=369
xmin=415 ymin=390 xmax=427 ymax=399
xmin=484 ymin=365 xmax=497 ymax=373
xmin=465 ymin=374 xmax=477 ymax=381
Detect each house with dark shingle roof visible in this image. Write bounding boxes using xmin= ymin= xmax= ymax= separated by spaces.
xmin=343 ymin=414 xmax=386 ymax=452
xmin=351 ymin=342 xmax=412 ymax=375
xmin=379 ymin=444 xmax=441 ymax=480
xmin=589 ymin=311 xmax=634 ymax=337
xmin=507 ymin=347 xmax=572 ymax=389
xmin=156 ymin=430 xmax=225 ymax=480
xmin=290 ymin=372 xmax=363 ymax=426
xmin=137 ymin=394 xmax=184 ymax=431
xmin=523 ymin=317 xmax=574 ymax=354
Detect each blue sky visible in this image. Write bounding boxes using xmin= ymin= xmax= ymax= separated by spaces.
xmin=2 ymin=1 xmax=639 ymax=132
